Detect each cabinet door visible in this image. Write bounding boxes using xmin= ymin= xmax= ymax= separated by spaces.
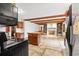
xmin=16 ymin=22 xmax=23 ymax=28
xmin=28 ymin=33 xmax=38 ymax=45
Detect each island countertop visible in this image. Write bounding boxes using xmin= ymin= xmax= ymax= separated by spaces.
xmin=28 ymin=32 xmax=44 ymax=35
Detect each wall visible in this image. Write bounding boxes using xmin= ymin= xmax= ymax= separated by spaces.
xmin=0 ymin=25 xmax=6 ymax=32
xmin=73 ymin=16 xmax=79 ymax=34
xmin=72 ymin=3 xmax=79 ymax=56
xmin=72 ymin=3 xmax=79 ymax=34
xmin=15 ymin=22 xmax=24 ymax=39
xmin=24 ymin=21 xmax=41 ymax=40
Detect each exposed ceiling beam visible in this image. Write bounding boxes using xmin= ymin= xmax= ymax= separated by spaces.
xmin=34 ymin=21 xmax=64 ymax=25
xmin=29 ymin=11 xmax=68 ymax=25
xmin=30 ymin=18 xmax=65 ymax=22
xmin=32 ymin=18 xmax=65 ymax=25
xmin=28 ymin=12 xmax=68 ymax=20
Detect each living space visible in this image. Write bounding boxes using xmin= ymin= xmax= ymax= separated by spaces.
xmin=0 ymin=3 xmax=79 ymax=56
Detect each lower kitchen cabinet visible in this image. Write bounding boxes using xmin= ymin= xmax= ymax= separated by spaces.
xmin=0 ymin=40 xmax=28 ymax=56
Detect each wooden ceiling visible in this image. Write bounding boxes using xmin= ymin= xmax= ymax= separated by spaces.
xmin=29 ymin=11 xmax=69 ymax=25
xmin=30 ymin=18 xmax=65 ymax=25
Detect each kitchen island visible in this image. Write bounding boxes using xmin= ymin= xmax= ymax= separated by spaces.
xmin=28 ymin=32 xmax=44 ymax=45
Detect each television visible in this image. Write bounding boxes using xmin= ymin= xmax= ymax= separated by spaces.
xmin=0 ymin=3 xmax=18 ymax=26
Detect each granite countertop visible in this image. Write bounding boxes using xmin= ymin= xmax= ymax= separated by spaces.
xmin=28 ymin=32 xmax=44 ymax=35
xmin=5 ymin=39 xmax=27 ymax=48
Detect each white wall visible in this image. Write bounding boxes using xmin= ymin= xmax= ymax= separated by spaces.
xmin=24 ymin=21 xmax=41 ymax=40
xmin=0 ymin=25 xmax=6 ymax=32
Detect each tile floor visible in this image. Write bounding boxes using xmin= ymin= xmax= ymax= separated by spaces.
xmin=29 ymin=35 xmax=66 ymax=56
xmin=29 ymin=44 xmax=64 ymax=56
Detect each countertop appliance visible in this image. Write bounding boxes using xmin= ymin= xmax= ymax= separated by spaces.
xmin=0 ymin=3 xmax=18 ymax=26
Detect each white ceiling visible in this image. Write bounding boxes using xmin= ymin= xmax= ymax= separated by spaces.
xmin=16 ymin=3 xmax=71 ymax=19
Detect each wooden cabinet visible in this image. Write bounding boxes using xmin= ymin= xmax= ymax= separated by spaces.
xmin=15 ymin=22 xmax=24 ymax=39
xmin=16 ymin=22 xmax=23 ymax=28
xmin=28 ymin=33 xmax=38 ymax=45
xmin=28 ymin=32 xmax=43 ymax=45
xmin=15 ymin=33 xmax=22 ymax=39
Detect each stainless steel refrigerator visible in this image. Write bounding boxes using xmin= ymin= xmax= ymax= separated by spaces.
xmin=65 ymin=3 xmax=79 ymax=56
